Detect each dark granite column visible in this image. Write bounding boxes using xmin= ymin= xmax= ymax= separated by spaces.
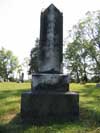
xmin=39 ymin=4 xmax=63 ymax=73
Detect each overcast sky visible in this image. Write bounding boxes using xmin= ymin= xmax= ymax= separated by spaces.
xmin=0 ymin=0 xmax=100 ymax=63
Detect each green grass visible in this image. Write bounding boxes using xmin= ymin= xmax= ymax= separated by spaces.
xmin=0 ymin=82 xmax=100 ymax=133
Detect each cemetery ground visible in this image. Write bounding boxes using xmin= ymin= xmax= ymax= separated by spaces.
xmin=0 ymin=82 xmax=100 ymax=133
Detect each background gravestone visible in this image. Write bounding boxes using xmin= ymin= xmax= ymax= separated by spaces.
xmin=21 ymin=4 xmax=79 ymax=123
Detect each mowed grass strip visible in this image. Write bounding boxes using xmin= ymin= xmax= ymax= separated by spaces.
xmin=0 ymin=82 xmax=30 ymax=123
xmin=0 ymin=82 xmax=100 ymax=133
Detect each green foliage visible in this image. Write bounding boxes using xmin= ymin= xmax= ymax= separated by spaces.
xmin=64 ymin=10 xmax=100 ymax=81
xmin=0 ymin=83 xmax=100 ymax=132
xmin=91 ymin=76 xmax=100 ymax=83
xmin=0 ymin=47 xmax=19 ymax=81
xmin=29 ymin=38 xmax=39 ymax=74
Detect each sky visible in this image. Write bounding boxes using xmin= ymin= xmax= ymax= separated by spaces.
xmin=0 ymin=0 xmax=100 ymax=62
xmin=0 ymin=0 xmax=100 ymax=78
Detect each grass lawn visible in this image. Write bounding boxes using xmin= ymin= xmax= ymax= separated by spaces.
xmin=0 ymin=82 xmax=100 ymax=133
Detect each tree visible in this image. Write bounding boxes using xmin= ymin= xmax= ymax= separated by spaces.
xmin=64 ymin=23 xmax=90 ymax=82
xmin=29 ymin=38 xmax=39 ymax=74
xmin=64 ymin=11 xmax=100 ymax=82
xmin=0 ymin=47 xmax=19 ymax=81
xmin=79 ymin=11 xmax=100 ymax=75
xmin=64 ymin=40 xmax=89 ymax=82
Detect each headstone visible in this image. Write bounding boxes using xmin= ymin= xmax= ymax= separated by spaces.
xmin=96 ymin=83 xmax=100 ymax=88
xmin=20 ymin=72 xmax=24 ymax=83
xmin=21 ymin=4 xmax=79 ymax=123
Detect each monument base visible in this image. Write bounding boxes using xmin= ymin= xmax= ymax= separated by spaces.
xmin=32 ymin=73 xmax=69 ymax=92
xmin=21 ymin=91 xmax=79 ymax=123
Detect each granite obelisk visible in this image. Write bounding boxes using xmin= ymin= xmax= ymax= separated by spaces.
xmin=39 ymin=4 xmax=63 ymax=73
xmin=21 ymin=4 xmax=79 ymax=123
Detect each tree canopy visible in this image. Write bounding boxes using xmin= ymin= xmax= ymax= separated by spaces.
xmin=0 ymin=47 xmax=19 ymax=81
xmin=29 ymin=38 xmax=39 ymax=74
xmin=64 ymin=10 xmax=100 ymax=82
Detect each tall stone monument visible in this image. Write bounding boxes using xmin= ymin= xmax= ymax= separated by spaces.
xmin=21 ymin=4 xmax=79 ymax=123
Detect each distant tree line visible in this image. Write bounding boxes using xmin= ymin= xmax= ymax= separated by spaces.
xmin=0 ymin=47 xmax=30 ymax=82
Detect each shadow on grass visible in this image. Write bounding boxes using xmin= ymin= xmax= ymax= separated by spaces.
xmin=79 ymin=84 xmax=100 ymax=99
xmin=80 ymin=84 xmax=96 ymax=93
xmin=0 ymin=107 xmax=99 ymax=133
xmin=0 ymin=89 xmax=30 ymax=100
xmin=80 ymin=107 xmax=100 ymax=125
xmin=0 ymin=84 xmax=100 ymax=132
xmin=0 ymin=113 xmax=32 ymax=133
xmin=0 ymin=110 xmax=99 ymax=132
xmin=0 ymin=111 xmax=80 ymax=133
xmin=0 ymin=106 xmax=100 ymax=133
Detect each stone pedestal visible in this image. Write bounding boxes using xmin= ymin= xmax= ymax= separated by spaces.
xmin=32 ymin=74 xmax=69 ymax=92
xmin=21 ymin=91 xmax=79 ymax=123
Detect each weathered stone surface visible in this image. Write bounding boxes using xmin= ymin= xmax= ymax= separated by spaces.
xmin=32 ymin=74 xmax=69 ymax=92
xmin=96 ymin=84 xmax=100 ymax=88
xmin=38 ymin=4 xmax=63 ymax=73
xmin=21 ymin=4 xmax=79 ymax=123
xmin=21 ymin=91 xmax=79 ymax=123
